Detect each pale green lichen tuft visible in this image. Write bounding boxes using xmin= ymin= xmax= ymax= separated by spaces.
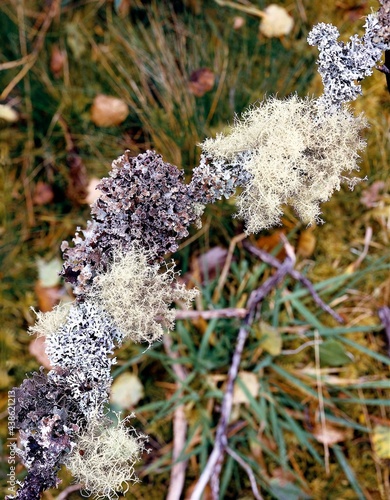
xmin=202 ymin=95 xmax=367 ymax=233
xmin=65 ymin=415 xmax=147 ymax=499
xmin=28 ymin=302 xmax=72 ymax=337
xmin=89 ymin=246 xmax=198 ymax=344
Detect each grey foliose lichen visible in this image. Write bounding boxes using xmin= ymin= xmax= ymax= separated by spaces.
xmin=308 ymin=12 xmax=390 ymax=112
xmin=61 ymin=150 xmax=198 ymax=296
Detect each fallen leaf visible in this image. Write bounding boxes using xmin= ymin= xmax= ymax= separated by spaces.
xmin=297 ymin=227 xmax=316 ymax=258
xmin=319 ymin=339 xmax=353 ymax=367
xmin=85 ymin=177 xmax=103 ymax=205
xmin=50 ymin=45 xmax=66 ymax=78
xmin=33 ymin=181 xmax=54 ymax=205
xmin=0 ymin=103 xmax=18 ymax=123
xmin=233 ymin=371 xmax=259 ymax=404
xmin=90 ymin=94 xmax=129 ymax=127
xmin=256 ymin=229 xmax=286 ymax=260
xmin=360 ymin=181 xmax=385 ymax=208
xmin=233 ymin=16 xmax=245 ymax=29
xmin=190 ymin=246 xmax=228 ymax=284
xmin=185 ymin=482 xmax=213 ymax=500
xmin=34 ymin=283 xmax=63 ymax=312
xmin=254 ymin=321 xmax=282 ymax=356
xmin=35 ymin=258 xmax=63 ymax=312
xmin=313 ymin=423 xmax=351 ymax=445
xmin=65 ymin=22 xmax=86 ymax=59
xmin=259 ymin=5 xmax=294 ymax=38
xmin=36 ymin=258 xmax=62 ymax=287
xmin=29 ymin=336 xmax=51 ymax=369
xmin=372 ymin=425 xmax=390 ymax=459
xmin=110 ymin=372 xmax=144 ymax=409
xmin=188 ymin=68 xmax=215 ymax=97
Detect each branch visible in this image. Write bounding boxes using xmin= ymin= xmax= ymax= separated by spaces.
xmin=226 ymin=446 xmax=264 ymax=500
xmin=190 ymin=246 xmax=295 ymax=500
xmin=175 ymin=307 xmax=247 ymax=321
xmin=243 ymin=241 xmax=344 ymax=324
xmin=163 ymin=335 xmax=189 ymax=500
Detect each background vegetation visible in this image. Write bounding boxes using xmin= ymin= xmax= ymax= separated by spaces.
xmin=0 ymin=0 xmax=389 ymax=498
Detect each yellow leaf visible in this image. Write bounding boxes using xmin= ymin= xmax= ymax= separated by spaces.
xmin=254 ymin=321 xmax=282 ymax=356
xmin=372 ymin=425 xmax=390 ymax=459
xmin=233 ymin=371 xmax=259 ymax=405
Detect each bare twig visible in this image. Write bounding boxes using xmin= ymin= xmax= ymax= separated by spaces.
xmin=0 ymin=0 xmax=60 ymax=100
xmin=349 ymin=226 xmax=372 ymax=272
xmin=190 ymin=247 xmax=295 ymax=500
xmin=378 ymin=306 xmax=390 ymax=357
xmin=226 ymin=446 xmax=264 ymax=500
xmin=314 ymin=330 xmax=330 ymax=475
xmin=175 ymin=307 xmax=247 ymax=321
xmin=213 ymin=233 xmax=246 ymax=303
xmin=244 ymin=241 xmax=344 ymax=323
xmin=56 ymin=484 xmax=83 ymax=500
xmin=163 ymin=335 xmax=189 ymax=500
xmin=214 ymin=0 xmax=267 ymax=18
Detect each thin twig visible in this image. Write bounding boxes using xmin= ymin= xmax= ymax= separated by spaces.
xmin=214 ymin=0 xmax=267 ymax=18
xmin=163 ymin=335 xmax=189 ymax=500
xmin=175 ymin=307 xmax=247 ymax=320
xmin=378 ymin=306 xmax=390 ymax=357
xmin=226 ymin=446 xmax=264 ymax=500
xmin=350 ymin=226 xmax=372 ymax=272
xmin=244 ymin=241 xmax=344 ymax=323
xmin=190 ymin=249 xmax=295 ymax=500
xmin=56 ymin=484 xmax=83 ymax=500
xmin=0 ymin=0 xmax=60 ymax=100
xmin=213 ymin=233 xmax=246 ymax=303
xmin=314 ymin=330 xmax=330 ymax=475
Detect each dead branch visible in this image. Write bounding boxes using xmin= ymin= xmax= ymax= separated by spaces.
xmin=244 ymin=241 xmax=344 ymax=324
xmin=163 ymin=334 xmax=189 ymax=500
xmin=190 ymin=242 xmax=295 ymax=500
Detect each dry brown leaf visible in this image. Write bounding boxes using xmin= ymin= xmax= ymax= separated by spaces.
xmin=50 ymin=45 xmax=66 ymax=78
xmin=33 ymin=181 xmax=54 ymax=205
xmin=297 ymin=227 xmax=316 ymax=258
xmin=190 ymin=246 xmax=228 ymax=284
xmin=90 ymin=94 xmax=129 ymax=127
xmin=29 ymin=336 xmax=51 ymax=369
xmin=188 ymin=68 xmax=215 ymax=97
xmin=256 ymin=229 xmax=286 ymax=260
xmin=233 ymin=16 xmax=245 ymax=29
xmin=313 ymin=423 xmax=351 ymax=445
xmin=34 ymin=283 xmax=62 ymax=312
xmin=272 ymin=467 xmax=296 ymax=483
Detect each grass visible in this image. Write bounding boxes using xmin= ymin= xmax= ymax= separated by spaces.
xmin=1 ymin=0 xmax=390 ymax=499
